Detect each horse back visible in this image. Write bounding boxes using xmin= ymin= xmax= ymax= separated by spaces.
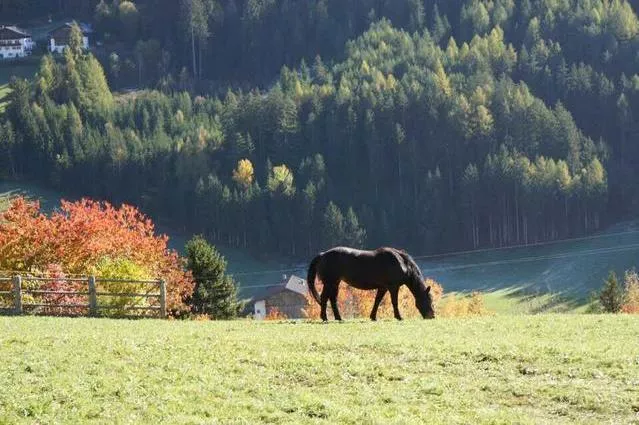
xmin=318 ymin=246 xmax=407 ymax=288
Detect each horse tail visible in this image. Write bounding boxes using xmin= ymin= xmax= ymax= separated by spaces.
xmin=306 ymin=254 xmax=321 ymax=304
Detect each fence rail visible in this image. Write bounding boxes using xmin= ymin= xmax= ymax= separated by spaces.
xmin=0 ymin=275 xmax=166 ymax=319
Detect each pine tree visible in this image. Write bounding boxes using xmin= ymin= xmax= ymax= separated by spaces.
xmin=67 ymin=22 xmax=85 ymax=60
xmin=344 ymin=207 xmax=366 ymax=248
xmin=599 ymin=271 xmax=624 ymax=313
xmin=322 ymin=201 xmax=344 ymax=248
xmin=185 ymin=235 xmax=243 ymax=319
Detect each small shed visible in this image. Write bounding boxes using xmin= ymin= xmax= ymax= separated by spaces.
xmin=249 ymin=274 xmax=308 ymax=320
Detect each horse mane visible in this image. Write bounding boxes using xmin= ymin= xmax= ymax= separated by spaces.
xmin=392 ymin=248 xmax=425 ymax=290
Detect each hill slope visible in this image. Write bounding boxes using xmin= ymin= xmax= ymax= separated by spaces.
xmin=1 ymin=316 xmax=638 ymax=424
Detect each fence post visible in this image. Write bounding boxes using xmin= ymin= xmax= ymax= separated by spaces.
xmin=88 ymin=276 xmax=97 ymax=317
xmin=159 ymin=279 xmax=167 ymax=319
xmin=12 ymin=275 xmax=22 ymax=315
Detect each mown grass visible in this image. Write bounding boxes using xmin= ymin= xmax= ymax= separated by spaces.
xmin=0 ymin=315 xmax=638 ymax=424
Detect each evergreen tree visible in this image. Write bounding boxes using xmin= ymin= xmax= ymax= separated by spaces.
xmin=322 ymin=201 xmax=345 ymax=248
xmin=344 ymin=207 xmax=366 ymax=248
xmin=185 ymin=235 xmax=243 ymax=319
xmin=67 ymin=22 xmax=85 ymax=60
xmin=599 ymin=271 xmax=624 ymax=313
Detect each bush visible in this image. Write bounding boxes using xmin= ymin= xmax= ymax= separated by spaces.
xmin=621 ymin=268 xmax=639 ymax=314
xmin=40 ymin=264 xmax=86 ymax=315
xmin=91 ymin=257 xmax=153 ymax=316
xmin=437 ymin=291 xmax=490 ymax=318
xmin=0 ymin=197 xmax=194 ymax=315
xmin=265 ymin=307 xmax=288 ymax=320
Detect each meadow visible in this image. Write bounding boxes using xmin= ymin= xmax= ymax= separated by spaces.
xmin=0 ymin=315 xmax=638 ymax=424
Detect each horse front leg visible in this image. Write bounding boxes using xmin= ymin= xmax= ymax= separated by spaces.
xmin=390 ymin=287 xmax=402 ymax=320
xmin=369 ymin=288 xmax=387 ymax=321
xmin=330 ymin=290 xmax=342 ymax=321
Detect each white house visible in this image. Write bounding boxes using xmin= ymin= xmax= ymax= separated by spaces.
xmin=251 ymin=274 xmax=308 ymax=320
xmin=0 ymin=26 xmax=35 ymax=60
xmin=48 ymin=22 xmax=92 ymax=54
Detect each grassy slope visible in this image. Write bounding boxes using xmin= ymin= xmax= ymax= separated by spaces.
xmin=0 ymin=316 xmax=638 ymax=424
xmin=419 ymin=222 xmax=639 ymax=313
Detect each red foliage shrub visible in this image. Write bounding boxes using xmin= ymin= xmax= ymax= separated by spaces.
xmin=265 ymin=306 xmax=288 ymax=320
xmin=0 ymin=197 xmax=194 ymax=314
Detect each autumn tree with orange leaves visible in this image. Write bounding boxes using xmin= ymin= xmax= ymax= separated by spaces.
xmin=0 ymin=197 xmax=194 ymax=315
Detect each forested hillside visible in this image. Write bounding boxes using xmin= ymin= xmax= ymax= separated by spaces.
xmin=1 ymin=0 xmax=639 ymax=260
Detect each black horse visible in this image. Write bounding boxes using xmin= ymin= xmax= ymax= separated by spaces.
xmin=306 ymin=246 xmax=435 ymax=321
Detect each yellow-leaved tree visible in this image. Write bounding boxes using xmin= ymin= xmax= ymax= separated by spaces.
xmin=232 ymin=158 xmax=254 ymax=189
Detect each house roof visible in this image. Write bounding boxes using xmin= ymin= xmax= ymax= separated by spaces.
xmin=243 ymin=274 xmax=308 ymax=304
xmin=48 ymin=22 xmax=93 ymax=36
xmin=0 ymin=26 xmax=30 ymax=40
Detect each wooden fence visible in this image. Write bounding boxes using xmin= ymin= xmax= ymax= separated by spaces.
xmin=0 ymin=275 xmax=166 ymax=319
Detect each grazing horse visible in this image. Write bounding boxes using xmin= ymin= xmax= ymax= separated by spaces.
xmin=306 ymin=246 xmax=435 ymax=321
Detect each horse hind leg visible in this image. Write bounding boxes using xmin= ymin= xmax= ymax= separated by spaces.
xmin=320 ymin=277 xmax=342 ymax=321
xmin=329 ymin=280 xmax=342 ymax=321
xmin=320 ymin=287 xmax=330 ymax=322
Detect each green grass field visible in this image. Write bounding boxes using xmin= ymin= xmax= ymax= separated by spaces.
xmin=0 ymin=315 xmax=637 ymax=424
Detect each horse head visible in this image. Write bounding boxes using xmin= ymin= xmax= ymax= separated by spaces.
xmin=415 ymin=285 xmax=435 ymax=319
xmin=393 ymin=248 xmax=435 ymax=319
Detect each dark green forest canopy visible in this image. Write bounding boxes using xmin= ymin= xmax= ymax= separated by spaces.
xmin=1 ymin=0 xmax=639 ymax=260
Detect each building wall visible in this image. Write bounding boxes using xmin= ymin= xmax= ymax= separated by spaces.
xmin=0 ymin=44 xmax=25 ymax=59
xmin=264 ymin=291 xmax=308 ymax=319
xmin=50 ymin=36 xmax=88 ymax=54
xmin=0 ymin=37 xmax=33 ymax=60
xmin=253 ymin=300 xmax=266 ymax=320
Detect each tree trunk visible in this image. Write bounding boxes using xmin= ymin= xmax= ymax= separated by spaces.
xmin=515 ymin=187 xmax=520 ymax=243
xmin=191 ymin=25 xmax=197 ymax=79
xmin=198 ymin=36 xmax=203 ymax=80
xmin=489 ymin=214 xmax=493 ymax=245
xmin=397 ymin=149 xmax=403 ymax=201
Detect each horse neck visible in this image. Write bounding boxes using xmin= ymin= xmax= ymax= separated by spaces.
xmin=406 ymin=274 xmax=425 ymax=297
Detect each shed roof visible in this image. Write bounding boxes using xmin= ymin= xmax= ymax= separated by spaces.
xmin=243 ymin=274 xmax=308 ymax=304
